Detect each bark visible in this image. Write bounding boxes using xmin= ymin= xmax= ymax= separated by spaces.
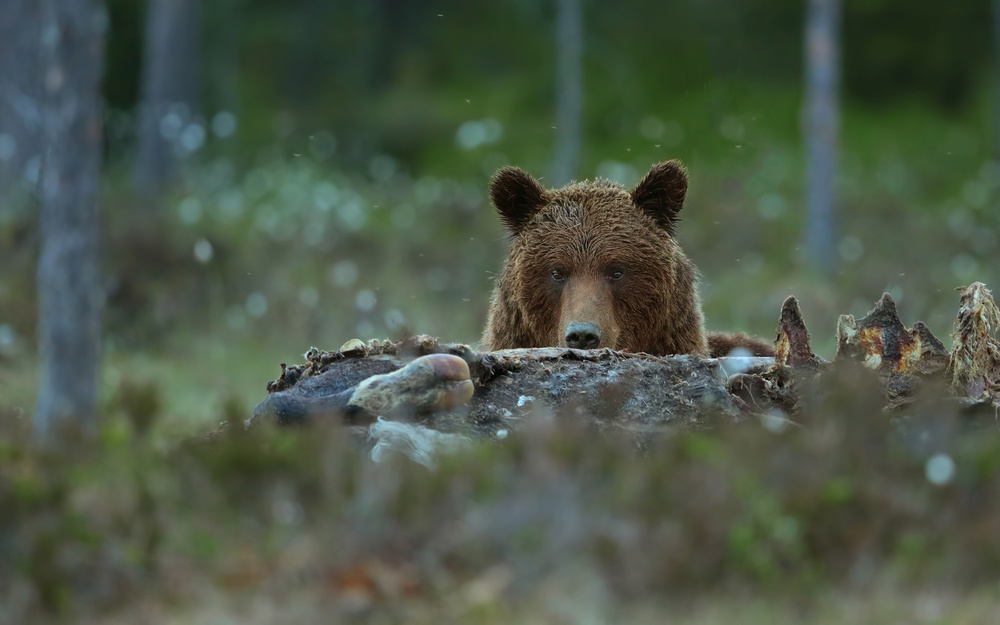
xmin=34 ymin=0 xmax=107 ymax=442
xmin=0 ymin=1 xmax=44 ymax=203
xmin=134 ymin=0 xmax=201 ymax=197
xmin=551 ymin=0 xmax=583 ymax=186
xmin=252 ymin=339 xmax=758 ymax=446
xmin=803 ymin=0 xmax=841 ymax=277
xmin=251 ymin=283 xmax=1000 ymax=443
xmin=946 ymin=283 xmax=1000 ymax=403
xmin=994 ymin=0 xmax=1000 ymax=157
xmin=202 ymin=0 xmax=240 ymax=127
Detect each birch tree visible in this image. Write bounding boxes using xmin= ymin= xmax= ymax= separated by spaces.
xmin=134 ymin=0 xmax=201 ymax=197
xmin=0 ymin=2 xmax=44 ymax=202
xmin=34 ymin=0 xmax=107 ymax=442
xmin=803 ymin=0 xmax=841 ymax=277
xmin=994 ymin=0 xmax=1000 ymax=157
xmin=552 ymin=0 xmax=583 ymax=187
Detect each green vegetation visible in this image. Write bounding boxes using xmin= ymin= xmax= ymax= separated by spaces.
xmin=2 ymin=0 xmax=999 ymax=619
xmin=2 ymin=371 xmax=1000 ymax=621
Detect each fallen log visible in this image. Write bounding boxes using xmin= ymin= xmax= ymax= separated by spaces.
xmin=251 ymin=337 xmax=774 ymax=442
xmin=249 ymin=282 xmax=1000 ymax=446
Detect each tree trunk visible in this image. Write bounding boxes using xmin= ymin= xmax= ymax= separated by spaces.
xmin=803 ymin=0 xmax=841 ymax=277
xmin=134 ymin=0 xmax=201 ymax=198
xmin=994 ymin=0 xmax=1000 ymax=158
xmin=202 ymin=0 xmax=240 ymax=133
xmin=34 ymin=0 xmax=107 ymax=442
xmin=551 ymin=0 xmax=583 ymax=187
xmin=0 ymin=1 xmax=45 ymax=205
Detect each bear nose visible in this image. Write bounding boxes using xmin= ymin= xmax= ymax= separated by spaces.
xmin=565 ymin=322 xmax=602 ymax=349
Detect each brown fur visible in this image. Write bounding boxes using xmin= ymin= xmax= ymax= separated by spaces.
xmin=706 ymin=331 xmax=775 ymax=358
xmin=481 ymin=160 xmax=774 ymax=359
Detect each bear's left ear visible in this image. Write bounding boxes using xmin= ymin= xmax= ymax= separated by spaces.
xmin=490 ymin=166 xmax=549 ymax=235
xmin=631 ymin=160 xmax=688 ymax=236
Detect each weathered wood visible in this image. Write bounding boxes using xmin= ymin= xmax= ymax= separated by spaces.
xmin=251 ymin=338 xmax=772 ymax=441
xmin=249 ymin=282 xmax=1000 ymax=445
xmin=836 ymin=292 xmax=949 ymax=376
xmin=948 ymin=283 xmax=1000 ymax=404
xmin=775 ymin=296 xmax=821 ymax=367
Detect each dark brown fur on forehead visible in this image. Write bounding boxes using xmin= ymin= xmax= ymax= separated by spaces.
xmin=489 ymin=160 xmax=689 ymax=237
xmin=538 ymin=180 xmax=643 ymax=225
xmin=519 ymin=207 xmax=673 ymax=274
xmin=551 ymin=178 xmax=632 ymax=203
xmin=520 ymin=183 xmax=673 ymax=270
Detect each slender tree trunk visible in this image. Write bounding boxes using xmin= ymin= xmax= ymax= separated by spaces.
xmin=134 ymin=0 xmax=201 ymax=198
xmin=994 ymin=0 xmax=1000 ymax=158
xmin=202 ymin=0 xmax=240 ymax=132
xmin=803 ymin=0 xmax=841 ymax=277
xmin=552 ymin=0 xmax=583 ymax=187
xmin=285 ymin=0 xmax=324 ymax=101
xmin=34 ymin=0 xmax=107 ymax=442
xmin=0 ymin=2 xmax=44 ymax=205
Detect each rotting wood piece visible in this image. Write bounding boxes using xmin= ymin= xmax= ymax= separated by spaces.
xmin=774 ymin=296 xmax=821 ymax=367
xmin=265 ymin=334 xmax=776 ymax=395
xmin=948 ymin=282 xmax=1000 ymax=404
xmin=836 ymin=292 xmax=949 ymax=376
xmin=835 ymin=292 xmax=950 ymax=411
xmin=252 ymin=341 xmax=766 ymax=439
xmin=728 ymin=297 xmax=824 ymax=415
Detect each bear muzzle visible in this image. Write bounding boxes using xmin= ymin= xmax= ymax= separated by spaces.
xmin=557 ymin=276 xmax=620 ymax=350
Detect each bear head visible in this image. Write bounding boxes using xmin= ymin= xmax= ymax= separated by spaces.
xmin=482 ymin=160 xmax=707 ymax=356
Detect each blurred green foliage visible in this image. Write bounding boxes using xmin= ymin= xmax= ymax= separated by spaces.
xmin=1 ymin=2 xmax=1000 ymax=617
xmin=2 ymin=371 xmax=1000 ymax=621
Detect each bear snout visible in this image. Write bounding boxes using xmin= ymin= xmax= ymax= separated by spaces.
xmin=564 ymin=322 xmax=602 ymax=350
xmin=557 ymin=276 xmax=618 ymax=350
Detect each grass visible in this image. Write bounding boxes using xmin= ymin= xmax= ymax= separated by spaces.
xmin=94 ymin=584 xmax=1000 ymax=624
xmin=2 ymin=332 xmax=285 ymax=441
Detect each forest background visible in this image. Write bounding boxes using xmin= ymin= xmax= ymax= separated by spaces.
xmin=1 ymin=0 xmax=997 ymax=432
xmin=1 ymin=1 xmax=1000 ymax=620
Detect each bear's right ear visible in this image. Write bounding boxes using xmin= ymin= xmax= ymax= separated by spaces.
xmin=631 ymin=160 xmax=688 ymax=236
xmin=490 ymin=167 xmax=548 ymax=234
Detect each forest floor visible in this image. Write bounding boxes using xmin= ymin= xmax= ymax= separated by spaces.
xmin=1 ymin=333 xmax=277 ymax=440
xmin=97 ymin=585 xmax=1000 ymax=624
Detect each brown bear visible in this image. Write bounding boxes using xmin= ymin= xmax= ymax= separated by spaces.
xmin=480 ymin=160 xmax=773 ymax=358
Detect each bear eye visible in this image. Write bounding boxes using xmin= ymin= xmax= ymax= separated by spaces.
xmin=551 ymin=268 xmax=566 ymax=282
xmin=609 ymin=269 xmax=625 ymax=281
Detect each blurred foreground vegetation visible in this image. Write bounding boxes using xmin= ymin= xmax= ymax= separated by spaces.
xmin=3 ymin=365 xmax=1000 ymax=622
xmin=2 ymin=0 xmax=1000 ymax=619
